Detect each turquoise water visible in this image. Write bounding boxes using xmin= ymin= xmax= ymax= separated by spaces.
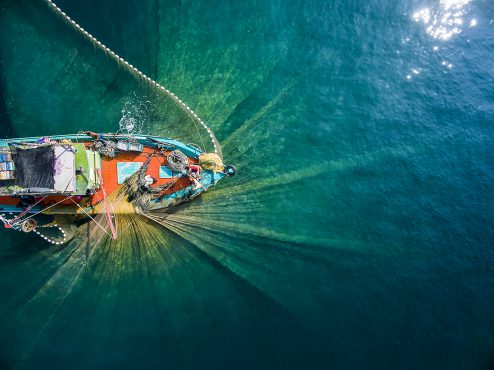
xmin=1 ymin=0 xmax=494 ymax=369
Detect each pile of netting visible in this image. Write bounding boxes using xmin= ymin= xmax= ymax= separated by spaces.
xmin=166 ymin=150 xmax=188 ymax=172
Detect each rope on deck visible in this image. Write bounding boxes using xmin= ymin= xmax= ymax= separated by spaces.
xmin=44 ymin=0 xmax=222 ymax=159
xmin=96 ymin=169 xmax=118 ymax=240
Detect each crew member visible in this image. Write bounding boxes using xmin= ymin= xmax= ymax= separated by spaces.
xmin=185 ymin=164 xmax=203 ymax=190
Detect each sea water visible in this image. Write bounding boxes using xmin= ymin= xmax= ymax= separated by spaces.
xmin=0 ymin=0 xmax=493 ymax=369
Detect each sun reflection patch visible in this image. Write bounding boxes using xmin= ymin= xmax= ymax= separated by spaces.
xmin=412 ymin=0 xmax=475 ymax=41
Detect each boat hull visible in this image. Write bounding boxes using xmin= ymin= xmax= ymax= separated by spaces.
xmin=0 ymin=133 xmax=226 ymax=216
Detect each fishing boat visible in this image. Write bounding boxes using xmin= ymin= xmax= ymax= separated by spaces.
xmin=0 ymin=132 xmax=236 ymax=243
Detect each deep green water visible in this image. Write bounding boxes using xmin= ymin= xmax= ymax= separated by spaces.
xmin=0 ymin=0 xmax=494 ymax=369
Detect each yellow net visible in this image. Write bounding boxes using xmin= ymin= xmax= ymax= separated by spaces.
xmin=199 ymin=153 xmax=224 ymax=172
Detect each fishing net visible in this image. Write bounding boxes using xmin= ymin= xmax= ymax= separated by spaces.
xmin=166 ymin=150 xmax=189 ymax=172
xmin=0 ymin=0 xmax=229 ymax=249
xmin=93 ymin=140 xmax=117 ymax=158
xmin=199 ymin=153 xmax=225 ymax=172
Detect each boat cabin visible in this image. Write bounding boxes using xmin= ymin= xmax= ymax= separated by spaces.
xmin=0 ymin=141 xmax=101 ymax=196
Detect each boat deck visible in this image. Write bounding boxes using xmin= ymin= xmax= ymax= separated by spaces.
xmin=90 ymin=144 xmax=193 ymax=206
xmin=0 ymin=140 xmax=198 ymax=213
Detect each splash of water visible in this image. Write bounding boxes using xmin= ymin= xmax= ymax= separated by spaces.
xmin=118 ymin=93 xmax=153 ymax=134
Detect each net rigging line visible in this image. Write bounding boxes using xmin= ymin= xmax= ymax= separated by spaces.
xmin=44 ymin=0 xmax=222 ymax=159
xmin=96 ymin=169 xmax=118 ymax=239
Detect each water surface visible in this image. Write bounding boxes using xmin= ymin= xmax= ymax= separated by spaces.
xmin=0 ymin=0 xmax=493 ymax=369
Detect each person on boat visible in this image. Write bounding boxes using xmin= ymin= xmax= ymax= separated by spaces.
xmin=121 ymin=155 xmax=178 ymax=211
xmin=84 ymin=131 xmax=102 ymax=140
xmin=187 ymin=164 xmax=202 ymax=175
xmin=124 ymin=155 xmax=175 ymax=201
xmin=140 ymin=174 xmax=157 ymax=192
xmin=135 ymin=156 xmax=173 ymax=193
xmin=36 ymin=137 xmax=57 ymax=145
xmin=185 ymin=164 xmax=203 ymax=190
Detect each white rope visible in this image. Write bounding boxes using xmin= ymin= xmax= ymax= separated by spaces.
xmin=34 ymin=224 xmax=67 ymax=245
xmin=8 ymin=195 xmax=47 ymax=225
xmin=67 ymin=197 xmax=114 ymax=239
xmin=44 ymin=0 xmax=221 ymax=158
xmin=10 ymin=173 xmax=76 ymax=227
xmin=10 ymin=195 xmax=113 ymax=240
xmin=94 ymin=187 xmax=118 ymax=235
xmin=10 ymin=195 xmax=73 ymax=227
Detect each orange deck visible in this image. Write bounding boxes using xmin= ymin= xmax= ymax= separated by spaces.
xmin=91 ymin=145 xmax=193 ymax=206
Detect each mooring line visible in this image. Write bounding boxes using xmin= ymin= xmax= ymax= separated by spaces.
xmin=44 ymin=0 xmax=222 ymax=158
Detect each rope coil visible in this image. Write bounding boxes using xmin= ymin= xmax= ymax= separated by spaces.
xmin=166 ymin=150 xmax=189 ymax=172
xmin=93 ymin=140 xmax=117 ymax=158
